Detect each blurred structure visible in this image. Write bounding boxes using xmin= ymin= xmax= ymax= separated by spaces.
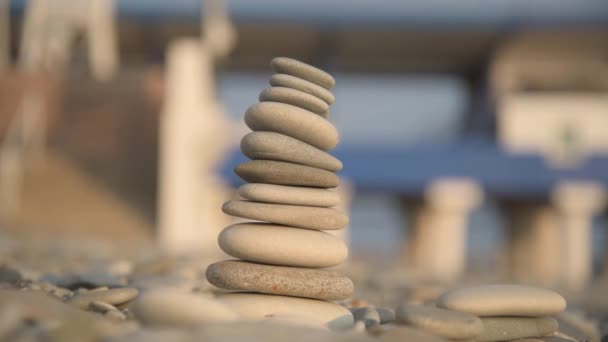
xmin=3 ymin=0 xmax=608 ymax=295
xmin=157 ymin=0 xmax=234 ymax=255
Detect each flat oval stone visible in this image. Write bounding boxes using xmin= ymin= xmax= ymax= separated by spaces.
xmin=235 ymin=160 xmax=339 ymax=188
xmin=68 ymin=288 xmax=139 ymax=309
xmin=222 ymin=200 xmax=348 ymax=230
xmin=206 ymin=260 xmax=353 ymax=301
xmin=270 ymin=74 xmax=335 ymax=104
xmin=260 ymin=87 xmax=329 ymax=115
xmin=436 ymin=284 xmax=567 ymax=317
xmin=217 ymin=293 xmax=354 ymax=330
xmin=477 ymin=317 xmax=559 ymax=342
xmin=395 ymin=304 xmax=483 ymax=340
xmin=271 ymin=57 xmax=335 ymax=89
xmin=241 ymin=132 xmax=342 ymax=171
xmin=132 ymin=289 xmax=239 ymax=326
xmin=218 ymin=222 xmax=347 ymax=268
xmin=245 ymin=102 xmax=339 ymax=151
xmin=238 ymin=183 xmax=340 ymax=207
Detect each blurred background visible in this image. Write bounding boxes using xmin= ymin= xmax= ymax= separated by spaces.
xmin=1 ymin=0 xmax=608 ymax=299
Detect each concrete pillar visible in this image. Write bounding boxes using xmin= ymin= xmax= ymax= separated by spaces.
xmin=406 ymin=178 xmax=483 ymax=283
xmin=86 ymin=0 xmax=118 ymax=81
xmin=552 ymin=181 xmax=606 ymax=291
xmin=502 ymin=202 xmax=562 ymax=287
xmin=157 ymin=39 xmax=231 ymax=255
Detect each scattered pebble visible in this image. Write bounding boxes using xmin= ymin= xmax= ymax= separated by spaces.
xmin=68 ymin=287 xmax=139 ymax=309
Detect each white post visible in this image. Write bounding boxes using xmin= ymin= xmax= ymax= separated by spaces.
xmin=409 ymin=178 xmax=482 ymax=283
xmin=552 ymin=181 xmax=606 ymax=291
xmin=503 ymin=203 xmax=561 ymax=287
xmin=86 ymin=0 xmax=118 ymax=81
xmin=157 ymin=39 xmax=231 ymax=255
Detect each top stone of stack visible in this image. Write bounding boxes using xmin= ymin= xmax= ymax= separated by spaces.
xmin=270 ymin=57 xmax=336 ymax=90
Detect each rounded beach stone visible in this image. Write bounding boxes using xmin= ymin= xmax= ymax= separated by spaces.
xmin=131 ymin=289 xmax=239 ymax=326
xmin=222 ymin=200 xmax=348 ymax=230
xmin=218 ymin=222 xmax=347 ymax=268
xmin=378 ymin=326 xmax=449 ymax=342
xmin=395 ymin=304 xmax=483 ymax=340
xmin=270 ymin=57 xmax=335 ymax=89
xmin=235 ymin=160 xmax=339 ymax=188
xmin=67 ymin=288 xmax=139 ymax=309
xmin=245 ymin=102 xmax=339 ymax=151
xmin=351 ymin=307 xmax=381 ymax=328
xmin=206 ymin=260 xmax=353 ymax=301
xmin=241 ymin=132 xmax=342 ymax=172
xmin=260 ymin=87 xmax=329 ymax=115
xmin=477 ymin=317 xmax=559 ymax=342
xmin=217 ymin=293 xmax=353 ymax=330
xmin=238 ymin=183 xmax=340 ymax=207
xmin=436 ymin=284 xmax=567 ymax=317
xmin=270 ymin=73 xmax=335 ymax=104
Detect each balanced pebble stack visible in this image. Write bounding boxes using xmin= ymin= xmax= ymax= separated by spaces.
xmin=396 ymin=284 xmax=567 ymax=341
xmin=206 ymin=57 xmax=354 ymax=329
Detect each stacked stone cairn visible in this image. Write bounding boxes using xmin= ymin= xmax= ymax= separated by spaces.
xmin=394 ymin=284 xmax=567 ymax=341
xmin=206 ymin=57 xmax=355 ymax=329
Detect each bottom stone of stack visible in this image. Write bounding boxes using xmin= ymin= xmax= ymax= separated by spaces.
xmin=206 ymin=260 xmax=353 ymax=301
xmin=216 ymin=292 xmax=355 ymax=330
xmin=477 ymin=317 xmax=559 ymax=342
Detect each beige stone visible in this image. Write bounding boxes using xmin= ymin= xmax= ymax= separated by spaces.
xmin=222 ymin=200 xmax=348 ymax=230
xmin=241 ymin=132 xmax=342 ymax=172
xmin=395 ymin=304 xmax=483 ymax=340
xmin=270 ymin=57 xmax=335 ymax=89
xmin=234 ymin=160 xmax=339 ymax=188
xmin=206 ymin=260 xmax=353 ymax=300
xmin=216 ymin=293 xmax=353 ymax=330
xmin=131 ymin=289 xmax=239 ymax=326
xmin=378 ymin=326 xmax=449 ymax=342
xmin=270 ymin=73 xmax=335 ymax=104
xmin=436 ymin=284 xmax=567 ymax=317
xmin=245 ymin=102 xmax=339 ymax=151
xmin=68 ymin=288 xmax=139 ymax=309
xmin=260 ymin=87 xmax=329 ymax=115
xmin=218 ymin=222 xmax=348 ymax=268
xmin=238 ymin=183 xmax=340 ymax=207
xmin=477 ymin=317 xmax=559 ymax=342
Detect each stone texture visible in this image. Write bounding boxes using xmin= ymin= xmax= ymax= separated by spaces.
xmin=235 ymin=160 xmax=339 ymax=188
xmin=377 ymin=307 xmax=396 ymax=324
xmin=241 ymin=132 xmax=342 ymax=172
xmin=395 ymin=304 xmax=483 ymax=340
xmin=270 ymin=73 xmax=335 ymax=105
xmin=378 ymin=326 xmax=449 ymax=342
xmin=260 ymin=87 xmax=329 ymax=115
xmin=222 ymin=200 xmax=348 ymax=230
xmin=67 ymin=288 xmax=139 ymax=309
xmin=436 ymin=284 xmax=567 ymax=317
xmin=131 ymin=289 xmax=239 ymax=326
xmin=195 ymin=321 xmax=374 ymax=341
xmin=206 ymin=260 xmax=353 ymax=301
xmin=270 ymin=57 xmax=336 ymax=89
xmin=245 ymin=102 xmax=339 ymax=151
xmin=218 ymin=222 xmax=348 ymax=268
xmin=351 ymin=307 xmax=381 ymax=328
xmin=477 ymin=317 xmax=559 ymax=342
xmin=238 ymin=183 xmax=340 ymax=207
xmin=217 ymin=293 xmax=354 ymax=330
